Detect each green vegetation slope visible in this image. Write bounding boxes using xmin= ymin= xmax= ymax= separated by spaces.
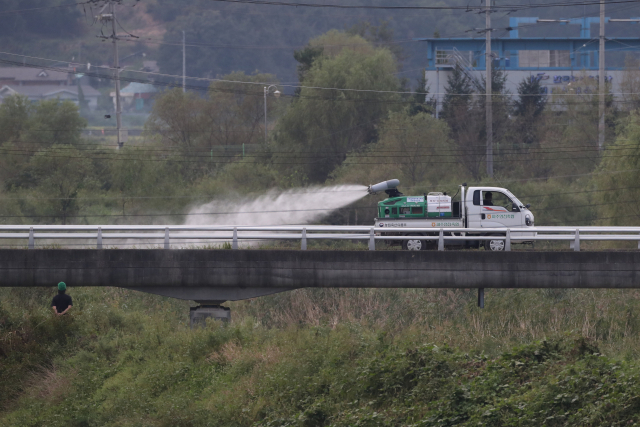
xmin=3 ymin=287 xmax=640 ymax=425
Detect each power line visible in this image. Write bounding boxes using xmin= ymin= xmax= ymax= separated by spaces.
xmin=3 ymin=135 xmax=640 ymax=156
xmin=3 ymin=51 xmax=640 ymax=99
xmin=0 ymin=147 xmax=631 ymax=164
xmin=0 ymin=1 xmax=89 ymax=16
xmin=3 ymin=139 xmax=637 ymax=158
xmin=1 ymin=55 xmax=635 ymax=107
xmin=0 ymin=197 xmax=632 ymax=219
xmin=6 ymin=140 xmax=635 ymax=154
xmin=207 ymin=0 xmax=640 ymax=11
xmin=1 ymin=184 xmax=639 ymax=202
xmin=0 ymin=142 xmax=635 ymax=157
xmin=130 ymin=34 xmax=423 ymax=50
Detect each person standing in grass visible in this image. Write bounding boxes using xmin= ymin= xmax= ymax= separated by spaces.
xmin=51 ymin=282 xmax=73 ymax=316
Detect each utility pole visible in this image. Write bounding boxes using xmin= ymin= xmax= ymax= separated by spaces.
xmin=182 ymin=30 xmax=186 ymax=93
xmin=485 ymin=0 xmax=493 ymax=177
xmin=263 ymin=85 xmax=280 ymax=144
xmin=110 ymin=1 xmax=123 ymax=149
xmin=598 ymin=0 xmax=605 ymax=150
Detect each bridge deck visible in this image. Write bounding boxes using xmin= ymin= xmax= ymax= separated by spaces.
xmin=1 ymin=249 xmax=637 ymax=303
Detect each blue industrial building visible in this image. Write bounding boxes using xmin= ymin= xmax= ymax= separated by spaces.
xmin=417 ymin=17 xmax=640 ymax=114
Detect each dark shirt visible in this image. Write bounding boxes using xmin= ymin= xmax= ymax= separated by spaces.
xmin=51 ymin=292 xmax=72 ymax=313
xmin=483 ymin=200 xmax=493 ymax=206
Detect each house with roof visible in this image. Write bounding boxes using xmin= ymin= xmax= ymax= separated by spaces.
xmin=111 ymin=82 xmax=157 ymax=111
xmin=0 ymin=67 xmax=73 ymax=86
xmin=0 ymin=67 xmax=101 ymax=110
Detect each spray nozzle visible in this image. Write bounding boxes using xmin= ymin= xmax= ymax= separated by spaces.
xmin=368 ymin=179 xmax=402 ymax=197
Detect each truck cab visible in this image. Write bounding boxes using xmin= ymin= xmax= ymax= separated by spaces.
xmin=466 ymin=186 xmax=534 ymax=234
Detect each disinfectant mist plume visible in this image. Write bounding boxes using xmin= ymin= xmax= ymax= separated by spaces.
xmin=184 ymin=185 xmax=368 ymax=226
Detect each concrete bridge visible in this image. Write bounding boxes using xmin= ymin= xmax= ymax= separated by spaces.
xmin=2 ymin=249 xmax=638 ymax=317
xmin=4 ymin=225 xmax=640 ymax=324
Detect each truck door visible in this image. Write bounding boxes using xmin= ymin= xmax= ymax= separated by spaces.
xmin=467 ymin=189 xmax=483 ymax=228
xmin=480 ymin=190 xmax=522 ymax=229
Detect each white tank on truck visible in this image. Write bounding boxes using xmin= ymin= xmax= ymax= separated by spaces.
xmin=368 ymin=180 xmax=535 ymax=251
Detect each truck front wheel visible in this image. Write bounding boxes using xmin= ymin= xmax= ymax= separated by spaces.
xmin=484 ymin=236 xmax=505 ymax=251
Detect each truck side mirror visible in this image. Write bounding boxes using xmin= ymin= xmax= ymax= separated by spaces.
xmin=525 ymin=204 xmax=530 ymax=209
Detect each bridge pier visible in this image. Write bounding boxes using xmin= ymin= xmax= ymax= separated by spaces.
xmin=190 ymin=305 xmax=231 ymax=327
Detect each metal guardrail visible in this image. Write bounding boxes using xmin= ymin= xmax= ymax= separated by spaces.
xmin=2 ymin=225 xmax=640 ymax=251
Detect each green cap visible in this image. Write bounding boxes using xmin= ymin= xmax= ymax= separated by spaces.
xmin=58 ymin=282 xmax=67 ymax=291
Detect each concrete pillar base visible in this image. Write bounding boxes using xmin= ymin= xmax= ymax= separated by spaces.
xmin=190 ymin=305 xmax=231 ymax=328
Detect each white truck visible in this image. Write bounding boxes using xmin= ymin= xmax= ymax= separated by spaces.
xmin=368 ymin=179 xmax=535 ymax=251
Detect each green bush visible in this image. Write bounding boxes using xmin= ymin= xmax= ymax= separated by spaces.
xmin=4 ymin=287 xmax=640 ymax=425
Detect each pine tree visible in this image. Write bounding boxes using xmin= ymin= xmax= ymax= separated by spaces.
xmin=408 ymin=73 xmax=434 ymax=116
xmin=513 ymin=76 xmax=547 ymax=145
xmin=440 ymin=64 xmax=473 ymax=121
xmin=513 ymin=76 xmax=546 ymax=118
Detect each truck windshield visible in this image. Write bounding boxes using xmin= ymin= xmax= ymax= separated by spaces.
xmin=506 ymin=191 xmax=524 ymax=208
xmin=486 ymin=192 xmax=514 ymax=209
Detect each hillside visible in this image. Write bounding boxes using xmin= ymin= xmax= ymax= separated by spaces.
xmin=3 ymin=286 xmax=640 ymax=425
xmin=4 ymin=0 xmax=640 ymax=85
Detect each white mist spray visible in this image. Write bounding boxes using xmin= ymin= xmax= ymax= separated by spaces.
xmin=184 ymin=185 xmax=368 ymax=226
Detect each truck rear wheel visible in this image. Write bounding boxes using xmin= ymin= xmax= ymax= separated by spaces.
xmin=403 ymin=237 xmax=425 ymax=251
xmin=484 ymin=236 xmax=505 ymax=251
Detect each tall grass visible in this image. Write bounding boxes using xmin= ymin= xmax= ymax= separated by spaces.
xmin=2 ymin=286 xmax=640 ymax=426
xmin=232 ymin=287 xmax=640 ymax=358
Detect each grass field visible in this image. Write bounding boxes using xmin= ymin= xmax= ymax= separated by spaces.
xmin=3 ymin=285 xmax=640 ymax=426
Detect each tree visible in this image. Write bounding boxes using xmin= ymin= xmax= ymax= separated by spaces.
xmin=294 ymin=46 xmax=324 ymax=84
xmin=0 ymin=95 xmax=30 ymax=145
xmin=542 ymin=71 xmax=615 ymax=178
xmin=19 ymin=145 xmax=93 ymax=225
xmin=203 ymin=71 xmax=281 ymax=149
xmin=148 ymin=72 xmax=279 ymax=152
xmin=594 ymin=112 xmax=640 ymax=226
xmin=480 ymin=65 xmax=512 ymax=154
xmin=514 ymin=76 xmax=546 ymax=118
xmin=0 ymin=96 xmax=86 ymax=187
xmin=445 ymin=103 xmax=485 ymax=181
xmin=331 ymin=110 xmax=456 ymax=188
xmin=22 ymin=99 xmax=86 ymax=146
xmin=512 ymin=77 xmax=547 ymax=145
xmin=439 ymin=65 xmax=482 ymax=180
xmin=108 ymin=146 xmax=182 ymax=217
xmin=439 ymin=64 xmax=512 ymax=180
xmin=146 ymin=89 xmax=208 ymax=150
xmin=346 ymin=20 xmax=404 ymax=63
xmin=379 ymin=110 xmax=452 ymax=187
xmin=146 ymin=73 xmax=280 ymax=179
xmin=0 ymin=95 xmax=87 ymax=147
xmin=273 ymin=32 xmax=401 ymax=183
xmin=619 ymin=55 xmax=640 ymax=112
xmin=408 ymin=73 xmax=433 ymax=116
xmin=440 ymin=64 xmax=473 ymax=122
